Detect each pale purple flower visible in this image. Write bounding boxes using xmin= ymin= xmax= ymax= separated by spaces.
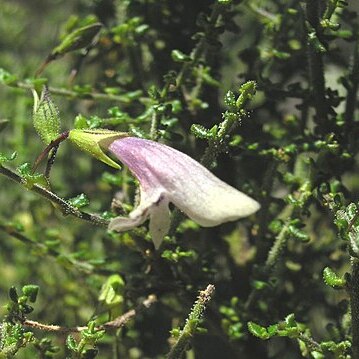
xmin=107 ymin=137 xmax=260 ymax=249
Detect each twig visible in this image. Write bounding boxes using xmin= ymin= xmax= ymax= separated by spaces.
xmin=0 ymin=221 xmax=100 ymax=274
xmin=255 ymin=161 xmax=277 ymax=262
xmin=344 ymin=27 xmax=359 ymax=143
xmin=350 ymin=259 xmax=359 ymax=359
xmin=149 ymin=110 xmax=159 ymax=141
xmin=304 ymin=0 xmax=328 ymax=131
xmin=265 ymin=220 xmax=292 ymax=268
xmin=23 ymin=295 xmax=157 ymax=333
xmin=246 ymin=181 xmax=312 ymax=310
xmin=32 ymin=131 xmax=69 ymax=173
xmin=0 ymin=165 xmax=109 ymax=227
xmin=298 ymin=333 xmax=322 ymax=353
xmin=167 ymin=284 xmax=215 ymax=359
xmin=10 ymin=81 xmax=141 ymax=105
xmin=176 ymin=4 xmax=223 ymax=88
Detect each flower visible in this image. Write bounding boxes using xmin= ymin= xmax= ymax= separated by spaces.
xmin=106 ymin=137 xmax=260 ymax=249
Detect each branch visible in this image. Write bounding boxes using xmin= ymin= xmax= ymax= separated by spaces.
xmin=298 ymin=333 xmax=322 ymax=353
xmin=0 ymin=165 xmax=109 ymax=227
xmin=167 ymin=284 xmax=215 ymax=359
xmin=344 ymin=27 xmax=359 ymax=142
xmin=304 ymin=0 xmax=328 ymax=131
xmin=246 ymin=181 xmax=312 ymax=311
xmin=350 ymin=260 xmax=359 ymax=359
xmin=176 ymin=4 xmax=223 ymax=88
xmin=23 ymin=295 xmax=157 ymax=333
xmin=0 ymin=221 xmax=103 ymax=274
xmin=11 ymin=81 xmax=141 ymax=105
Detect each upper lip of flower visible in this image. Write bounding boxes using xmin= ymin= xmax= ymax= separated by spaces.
xmin=106 ymin=136 xmax=260 ymax=249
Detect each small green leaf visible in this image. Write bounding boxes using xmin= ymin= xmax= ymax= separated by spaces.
xmin=191 ymin=124 xmax=212 ymax=139
xmin=66 ymin=335 xmax=78 ymax=351
xmin=247 ymin=322 xmax=270 ymax=340
xmin=287 ymin=225 xmax=309 ymax=242
xmin=32 ymin=87 xmax=61 ymax=144
xmin=98 ymin=274 xmax=125 ymax=307
xmin=251 ymin=280 xmax=269 ymax=290
xmin=267 ymin=325 xmax=278 ymax=336
xmin=224 ymin=91 xmax=236 ymax=108
xmin=101 ymin=172 xmax=122 ymax=186
xmin=323 ymin=267 xmax=346 ymax=289
xmin=74 ymin=114 xmax=103 ymax=129
xmin=17 ymin=163 xmax=48 ymax=188
xmin=22 ymin=285 xmax=39 ymax=303
xmin=161 ymin=247 xmax=197 ymax=263
xmin=284 ymin=313 xmax=296 ymax=327
xmin=0 ymin=152 xmax=17 ymax=165
xmin=68 ymin=129 xmax=128 ymax=169
xmin=236 ymin=81 xmax=257 ymax=109
xmin=171 ymin=49 xmax=191 ymax=63
xmin=0 ymin=68 xmax=18 ymax=85
xmin=68 ymin=193 xmax=90 ymax=208
xmin=9 ymin=286 xmax=18 ymax=303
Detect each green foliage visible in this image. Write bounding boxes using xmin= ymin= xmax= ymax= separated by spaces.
xmin=98 ymin=274 xmax=125 ymax=309
xmin=0 ymin=152 xmax=16 ymax=166
xmin=68 ymin=193 xmax=90 ymax=209
xmin=16 ymin=163 xmax=48 ymax=188
xmin=323 ymin=267 xmax=347 ymax=289
xmin=248 ymin=314 xmax=351 ymax=358
xmin=66 ymin=321 xmax=105 ymax=359
xmin=0 ymin=285 xmax=40 ymax=357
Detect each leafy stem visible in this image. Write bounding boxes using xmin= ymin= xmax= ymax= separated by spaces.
xmin=167 ymin=284 xmax=215 ymax=359
xmin=350 ymin=259 xmax=359 ymax=359
xmin=23 ymin=295 xmax=157 ymax=333
xmin=7 ymin=81 xmax=141 ymax=104
xmin=176 ymin=3 xmax=224 ymax=88
xmin=304 ymin=0 xmax=328 ymax=131
xmin=0 ymin=165 xmax=108 ymax=227
xmin=0 ymin=220 xmax=102 ymax=274
xmin=344 ymin=26 xmax=359 ymax=143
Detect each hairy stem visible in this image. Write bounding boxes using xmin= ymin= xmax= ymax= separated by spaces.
xmin=150 ymin=110 xmax=160 ymax=141
xmin=305 ymin=0 xmax=328 ymax=131
xmin=350 ymin=259 xmax=359 ymax=359
xmin=176 ymin=3 xmax=223 ymax=87
xmin=256 ymin=161 xmax=277 ymax=262
xmin=344 ymin=28 xmax=359 ymax=143
xmin=298 ymin=333 xmax=322 ymax=353
xmin=0 ymin=165 xmax=109 ymax=227
xmin=167 ymin=284 xmax=215 ymax=359
xmin=10 ymin=81 xmax=140 ymax=104
xmin=0 ymin=221 xmax=102 ymax=273
xmin=23 ymin=295 xmax=157 ymax=333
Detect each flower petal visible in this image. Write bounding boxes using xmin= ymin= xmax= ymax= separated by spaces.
xmin=170 ymin=175 xmax=260 ymax=227
xmin=108 ymin=188 xmax=169 ymax=248
xmin=148 ymin=195 xmax=171 ymax=249
xmin=108 ymin=205 xmax=149 ymax=232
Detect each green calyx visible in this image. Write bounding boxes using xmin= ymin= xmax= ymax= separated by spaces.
xmin=68 ymin=129 xmax=128 ymax=169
